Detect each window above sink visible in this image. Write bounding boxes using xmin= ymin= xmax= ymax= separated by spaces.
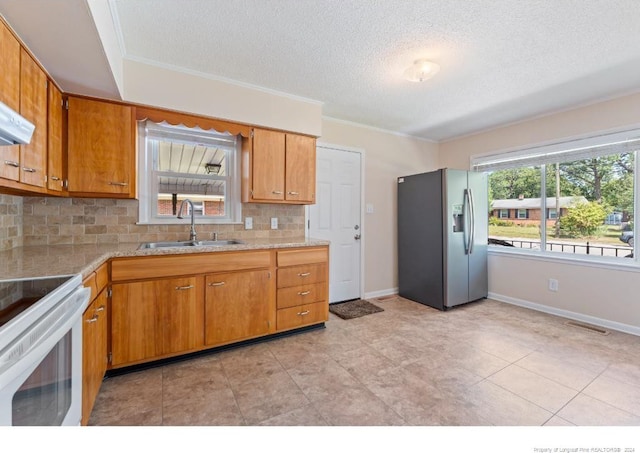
xmin=137 ymin=120 xmax=242 ymax=225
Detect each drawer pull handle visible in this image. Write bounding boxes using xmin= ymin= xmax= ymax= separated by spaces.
xmin=298 ymin=290 xmax=311 ymax=296
xmin=86 ymin=315 xmax=99 ymax=324
xmin=4 ymin=160 xmax=19 ymax=167
xmin=108 ymin=181 xmax=129 ymax=186
xmin=287 ymin=191 xmax=299 ymax=195
xmin=50 ymin=176 xmax=61 ymax=181
xmin=208 ymin=282 xmax=226 ymax=287
xmin=297 ymin=272 xmax=311 ymax=277
xmin=22 ymin=167 xmax=36 ymax=173
xmin=96 ymin=305 xmax=105 ymax=312
xmin=272 ymin=190 xmax=283 ymax=194
xmin=175 ymin=285 xmax=194 ymax=290
xmin=298 ymin=310 xmax=310 ymax=316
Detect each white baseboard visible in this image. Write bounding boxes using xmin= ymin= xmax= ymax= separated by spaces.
xmin=489 ymin=292 xmax=640 ymax=337
xmin=365 ymin=287 xmax=398 ymax=300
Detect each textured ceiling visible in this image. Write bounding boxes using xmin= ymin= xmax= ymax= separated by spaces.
xmin=3 ymin=0 xmax=640 ymax=141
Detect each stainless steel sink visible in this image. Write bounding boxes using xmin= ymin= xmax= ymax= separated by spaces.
xmin=138 ymin=239 xmax=244 ymax=249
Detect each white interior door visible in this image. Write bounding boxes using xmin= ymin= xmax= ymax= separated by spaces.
xmin=308 ymin=145 xmax=362 ymax=303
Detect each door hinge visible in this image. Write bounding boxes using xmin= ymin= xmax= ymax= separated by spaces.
xmin=62 ymin=99 xmax=69 ymax=110
xmin=107 ymin=287 xmax=112 ymax=298
xmin=250 ymin=129 xmax=254 ymax=138
xmin=107 ymin=352 xmax=112 ymax=365
xmin=267 ymin=271 xmax=271 ymax=279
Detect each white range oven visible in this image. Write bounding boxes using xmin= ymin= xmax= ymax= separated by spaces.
xmin=0 ymin=274 xmax=90 ymax=426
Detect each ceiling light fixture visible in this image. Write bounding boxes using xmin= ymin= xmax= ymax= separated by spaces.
xmin=403 ymin=59 xmax=440 ymax=82
xmin=204 ymin=163 xmax=222 ymax=174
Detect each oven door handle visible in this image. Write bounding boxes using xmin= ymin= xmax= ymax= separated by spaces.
xmin=0 ymin=286 xmax=90 ymax=383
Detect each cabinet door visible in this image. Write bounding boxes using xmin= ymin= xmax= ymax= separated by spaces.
xmin=251 ymin=128 xmax=285 ymax=201
xmin=0 ymin=21 xmax=20 ymax=182
xmin=111 ymin=281 xmax=161 ymax=366
xmin=81 ymin=290 xmax=108 ymax=426
xmin=47 ymin=83 xmax=64 ymax=191
xmin=285 ymin=134 xmax=316 ymax=203
xmin=159 ymin=276 xmax=204 ymax=355
xmin=205 ymin=269 xmax=272 ymax=345
xmin=67 ymin=96 xmax=135 ymax=197
xmin=19 ymin=49 xmax=47 ymax=188
xmin=81 ymin=298 xmax=98 ymax=426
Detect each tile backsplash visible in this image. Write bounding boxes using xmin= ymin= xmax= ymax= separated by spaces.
xmin=20 ymin=197 xmax=305 ymax=247
xmin=0 ymin=195 xmax=22 ymax=250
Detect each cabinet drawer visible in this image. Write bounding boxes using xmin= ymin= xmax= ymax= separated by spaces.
xmin=111 ymin=250 xmax=271 ymax=281
xmin=276 ymin=301 xmax=328 ymax=331
xmin=277 ymin=263 xmax=326 ymax=288
xmin=82 ymin=272 xmax=97 ymax=301
xmin=95 ymin=263 xmax=109 ymax=294
xmin=277 ymin=247 xmax=327 ymax=267
xmin=277 ymin=283 xmax=326 ymax=309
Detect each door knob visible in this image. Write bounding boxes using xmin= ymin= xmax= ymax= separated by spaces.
xmin=354 ymin=225 xmax=360 ymax=230
xmin=354 ymin=234 xmax=361 ymax=240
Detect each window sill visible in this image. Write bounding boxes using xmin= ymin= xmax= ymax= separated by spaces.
xmin=488 ymin=245 xmax=640 ymax=273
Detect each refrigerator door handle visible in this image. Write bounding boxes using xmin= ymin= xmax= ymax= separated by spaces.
xmin=468 ymin=188 xmax=476 ymax=254
xmin=463 ymin=189 xmax=470 ymax=254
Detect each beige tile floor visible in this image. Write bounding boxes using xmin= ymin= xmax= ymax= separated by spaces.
xmin=89 ymin=297 xmax=640 ymax=426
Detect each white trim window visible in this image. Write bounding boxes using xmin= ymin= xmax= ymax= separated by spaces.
xmin=474 ymin=128 xmax=639 ymax=262
xmin=499 ymin=209 xmax=509 ymax=219
xmin=138 ymin=121 xmax=242 ymax=224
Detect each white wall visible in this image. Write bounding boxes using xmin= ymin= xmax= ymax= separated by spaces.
xmin=440 ymin=91 xmax=640 ymax=334
xmin=122 ymin=59 xmax=323 ymax=137
xmin=320 ymin=118 xmax=440 ymax=296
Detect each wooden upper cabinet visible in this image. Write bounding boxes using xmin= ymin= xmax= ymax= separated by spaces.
xmin=245 ymin=128 xmax=316 ymax=204
xmin=251 ymin=128 xmax=285 ymax=201
xmin=47 ymin=83 xmax=64 ymax=192
xmin=0 ymin=20 xmax=20 ymax=111
xmin=67 ymin=96 xmax=135 ymax=198
xmin=19 ymin=48 xmax=47 ymax=188
xmin=285 ymin=134 xmax=316 ymax=203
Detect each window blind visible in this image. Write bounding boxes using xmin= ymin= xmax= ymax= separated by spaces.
xmin=472 ymin=129 xmax=640 ymax=172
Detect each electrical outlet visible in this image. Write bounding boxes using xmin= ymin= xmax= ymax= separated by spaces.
xmin=548 ymin=278 xmax=559 ymax=292
xmin=244 ymin=217 xmax=253 ymax=230
xmin=271 ymin=217 xmax=278 ymax=229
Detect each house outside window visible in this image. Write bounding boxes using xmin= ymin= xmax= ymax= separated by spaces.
xmin=138 ymin=121 xmax=242 ymax=224
xmin=475 ymin=128 xmax=639 ymax=261
xmin=499 ymin=209 xmax=509 ymax=219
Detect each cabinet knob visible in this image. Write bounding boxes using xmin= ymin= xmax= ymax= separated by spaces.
xmin=297 ymin=310 xmax=310 ymax=316
xmin=96 ymin=305 xmax=105 ymax=312
xmin=50 ymin=176 xmax=61 ymax=181
xmin=208 ymin=281 xmax=226 ymax=287
xmin=297 ymin=290 xmax=311 ymax=296
xmin=272 ymin=190 xmax=283 ymax=195
xmin=22 ymin=167 xmax=37 ymax=173
xmin=108 ymin=181 xmax=129 ymax=186
xmin=4 ymin=160 xmax=19 ymax=168
xmin=297 ymin=272 xmax=311 ymax=277
xmin=287 ymin=191 xmax=299 ymax=195
xmin=175 ymin=285 xmax=194 ymax=290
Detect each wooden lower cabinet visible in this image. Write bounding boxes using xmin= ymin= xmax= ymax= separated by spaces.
xmin=107 ymin=246 xmax=328 ymax=369
xmin=205 ymin=269 xmax=273 ymax=346
xmin=275 ymin=248 xmax=329 ymax=331
xmin=81 ymin=289 xmax=107 ymax=426
xmin=110 ymin=276 xmax=204 ymax=367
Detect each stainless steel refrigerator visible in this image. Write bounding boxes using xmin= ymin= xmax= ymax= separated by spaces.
xmin=397 ymin=168 xmax=488 ymax=310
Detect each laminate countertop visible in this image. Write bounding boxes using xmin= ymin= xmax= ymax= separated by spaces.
xmin=0 ymin=237 xmax=330 ymax=280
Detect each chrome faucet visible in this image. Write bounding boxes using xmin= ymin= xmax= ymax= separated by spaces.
xmin=177 ymin=199 xmax=197 ymax=242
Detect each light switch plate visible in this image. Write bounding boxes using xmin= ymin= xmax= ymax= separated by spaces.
xmin=271 ymin=217 xmax=278 ymax=229
xmin=366 ymin=203 xmax=374 ymax=214
xmin=245 ymin=217 xmax=253 ymax=229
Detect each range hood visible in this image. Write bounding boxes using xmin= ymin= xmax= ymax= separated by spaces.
xmin=0 ymin=101 xmax=34 ymax=146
